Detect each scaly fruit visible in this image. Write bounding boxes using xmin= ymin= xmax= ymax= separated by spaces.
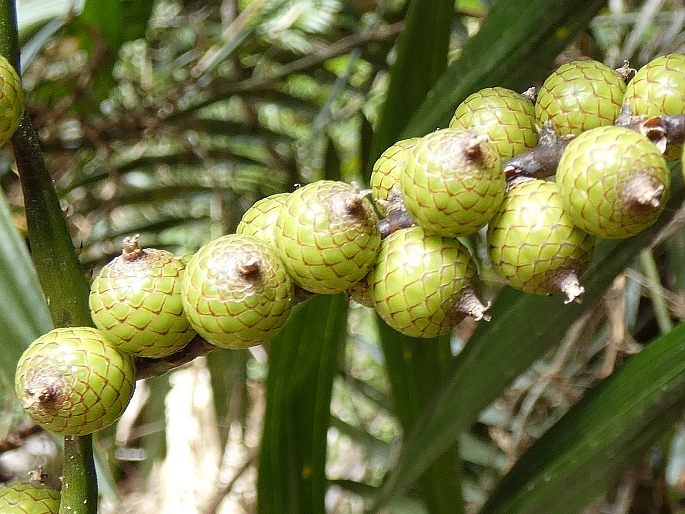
xmin=89 ymin=235 xmax=195 ymax=358
xmin=400 ymin=128 xmax=504 ymax=237
xmin=369 ymin=226 xmax=489 ymax=338
xmin=370 ymin=137 xmax=420 ymax=212
xmin=0 ymin=483 xmax=60 ymax=514
xmin=556 ymin=126 xmax=670 ymax=239
xmin=275 ymin=180 xmax=381 ymax=294
xmin=535 ymin=59 xmax=626 ymax=136
xmin=236 ymin=192 xmax=290 ymax=244
xmin=449 ymin=87 xmax=538 ymax=160
xmin=487 ymin=179 xmax=595 ymax=303
xmin=181 ymin=234 xmax=294 ymax=348
xmin=624 ymin=54 xmax=685 ymax=161
xmin=15 ymin=327 xmax=136 ymax=436
xmin=0 ymin=56 xmax=23 ymax=147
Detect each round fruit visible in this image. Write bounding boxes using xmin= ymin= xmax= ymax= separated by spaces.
xmin=369 ymin=226 xmax=489 ymax=338
xmin=15 ymin=327 xmax=136 ymax=436
xmin=0 ymin=482 xmax=60 ymax=514
xmin=449 ymin=87 xmax=538 ymax=160
xmin=487 ymin=179 xmax=595 ymax=303
xmin=275 ymin=180 xmax=381 ymax=294
xmin=400 ymin=128 xmax=504 ymax=237
xmin=556 ymin=126 xmax=670 ymax=239
xmin=535 ymin=59 xmax=626 ymax=136
xmin=181 ymin=234 xmax=294 ymax=348
xmin=370 ymin=137 xmax=420 ymax=211
xmin=89 ymin=235 xmax=195 ymax=358
xmin=624 ymin=54 xmax=685 ymax=160
xmin=236 ymin=192 xmax=290 ymax=244
xmin=0 ymin=56 xmax=23 ymax=147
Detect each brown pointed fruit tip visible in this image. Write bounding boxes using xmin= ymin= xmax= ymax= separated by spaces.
xmin=464 ymin=134 xmax=490 ymax=160
xmin=22 ymin=373 xmax=65 ymax=414
xmin=454 ymin=290 xmax=491 ymax=322
xmin=343 ymin=185 xmax=373 ymax=212
xmin=615 ymin=60 xmax=636 ymax=83
xmin=556 ymin=272 xmax=585 ymax=304
xmin=122 ymin=234 xmax=144 ymax=261
xmin=237 ymin=255 xmax=261 ymax=277
xmin=522 ymin=86 xmax=537 ymax=103
xmin=622 ymin=174 xmax=665 ymax=209
xmin=378 ymin=186 xmax=417 ymax=239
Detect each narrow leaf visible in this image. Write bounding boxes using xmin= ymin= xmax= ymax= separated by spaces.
xmin=481 ymin=322 xmax=685 ymax=514
xmin=370 ymin=0 xmax=453 ymax=160
xmin=257 ymin=294 xmax=348 ymax=514
xmin=0 ymin=188 xmax=52 ymax=386
xmin=402 ymin=0 xmax=608 ymax=138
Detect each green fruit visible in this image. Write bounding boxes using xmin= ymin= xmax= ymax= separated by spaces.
xmin=181 ymin=234 xmax=294 ymax=348
xmin=275 ymin=180 xmax=381 ymax=294
xmin=0 ymin=56 xmax=23 ymax=147
xmin=449 ymin=87 xmax=538 ymax=160
xmin=89 ymin=235 xmax=195 ymax=358
xmin=15 ymin=327 xmax=136 ymax=436
xmin=0 ymin=483 xmax=60 ymax=514
xmin=624 ymin=54 xmax=685 ymax=161
xmin=400 ymin=128 xmax=504 ymax=237
xmin=487 ymin=179 xmax=595 ymax=303
xmin=236 ymin=192 xmax=290 ymax=244
xmin=535 ymin=59 xmax=626 ymax=136
xmin=556 ymin=126 xmax=670 ymax=239
xmin=369 ymin=226 xmax=489 ymax=338
xmin=370 ymin=138 xmax=420 ymax=210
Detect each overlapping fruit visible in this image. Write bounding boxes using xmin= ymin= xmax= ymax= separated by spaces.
xmin=11 ymin=54 xmax=685 ymax=483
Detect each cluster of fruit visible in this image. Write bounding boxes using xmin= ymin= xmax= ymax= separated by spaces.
xmin=6 ymin=51 xmax=685 ymax=510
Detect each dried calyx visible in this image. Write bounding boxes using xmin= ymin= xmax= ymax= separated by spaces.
xmin=453 ymin=290 xmax=491 ymax=322
xmin=554 ymin=272 xmax=585 ymax=304
xmin=121 ymin=234 xmax=145 ymax=261
xmin=377 ymin=186 xmax=416 ymax=239
xmin=622 ymin=174 xmax=666 ymax=209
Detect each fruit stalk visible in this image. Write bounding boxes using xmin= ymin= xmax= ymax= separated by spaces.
xmin=616 ymin=113 xmax=685 ymax=147
xmin=135 ymin=335 xmax=215 ymax=379
xmin=503 ymin=122 xmax=573 ymax=181
xmin=1 ymin=1 xmax=97 ymax=511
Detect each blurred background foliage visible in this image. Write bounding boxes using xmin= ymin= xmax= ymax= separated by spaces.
xmin=1 ymin=0 xmax=685 ymax=513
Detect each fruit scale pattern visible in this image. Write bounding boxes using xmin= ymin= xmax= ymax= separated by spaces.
xmin=9 ymin=54 xmax=685 ymax=477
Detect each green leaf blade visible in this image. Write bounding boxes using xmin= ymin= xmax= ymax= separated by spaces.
xmin=481 ymin=322 xmax=685 ymax=514
xmin=402 ymin=0 xmax=608 ymax=139
xmin=257 ymin=294 xmax=348 ymax=514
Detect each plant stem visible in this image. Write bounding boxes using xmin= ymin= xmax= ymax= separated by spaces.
xmin=12 ymin=112 xmax=93 ymax=327
xmin=61 ymin=436 xmax=98 ymax=513
xmin=0 ymin=1 xmax=97 ymax=512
